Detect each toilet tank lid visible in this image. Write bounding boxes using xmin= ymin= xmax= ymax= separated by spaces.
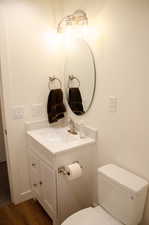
xmin=98 ymin=164 xmax=148 ymax=193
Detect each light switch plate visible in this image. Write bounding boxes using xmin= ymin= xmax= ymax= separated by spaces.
xmin=109 ymin=96 xmax=118 ymax=112
xmin=32 ymin=104 xmax=43 ymax=118
xmin=12 ymin=105 xmax=25 ymax=120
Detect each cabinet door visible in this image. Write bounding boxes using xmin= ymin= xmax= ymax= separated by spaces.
xmin=40 ymin=161 xmax=57 ymax=216
xmin=30 ymin=170 xmax=41 ymax=199
xmin=29 ymin=151 xmax=41 ymax=199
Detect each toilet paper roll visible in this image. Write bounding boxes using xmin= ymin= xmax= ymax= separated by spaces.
xmin=65 ymin=162 xmax=82 ymax=181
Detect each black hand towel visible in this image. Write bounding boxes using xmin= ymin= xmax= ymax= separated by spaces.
xmin=47 ymin=89 xmax=66 ymax=123
xmin=68 ymin=87 xmax=84 ymax=115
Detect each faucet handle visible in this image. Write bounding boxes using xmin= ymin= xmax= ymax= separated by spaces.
xmin=68 ymin=117 xmax=75 ymax=127
xmin=67 ymin=117 xmax=77 ymax=135
xmin=68 ymin=117 xmax=73 ymax=124
xmin=68 ymin=117 xmax=74 ymax=128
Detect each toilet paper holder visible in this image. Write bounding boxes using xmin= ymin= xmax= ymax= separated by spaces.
xmin=58 ymin=161 xmax=83 ymax=175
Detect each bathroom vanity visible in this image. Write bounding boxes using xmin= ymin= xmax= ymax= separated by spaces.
xmin=26 ymin=121 xmax=97 ymax=225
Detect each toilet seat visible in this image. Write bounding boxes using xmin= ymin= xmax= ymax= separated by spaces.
xmin=62 ymin=206 xmax=123 ymax=225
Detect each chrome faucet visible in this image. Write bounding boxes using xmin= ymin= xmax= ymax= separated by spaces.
xmin=68 ymin=118 xmax=77 ymax=135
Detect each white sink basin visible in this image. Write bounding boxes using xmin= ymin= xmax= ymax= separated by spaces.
xmin=33 ymin=127 xmax=79 ymax=142
xmin=27 ymin=126 xmax=95 ymax=154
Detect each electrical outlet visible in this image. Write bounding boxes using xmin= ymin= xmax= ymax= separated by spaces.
xmin=32 ymin=104 xmax=43 ymax=118
xmin=12 ymin=105 xmax=25 ymax=120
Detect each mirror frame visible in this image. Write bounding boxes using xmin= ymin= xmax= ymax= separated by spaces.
xmin=64 ymin=39 xmax=96 ymax=115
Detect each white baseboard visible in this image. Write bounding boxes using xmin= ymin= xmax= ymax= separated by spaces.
xmin=13 ymin=190 xmax=33 ymax=205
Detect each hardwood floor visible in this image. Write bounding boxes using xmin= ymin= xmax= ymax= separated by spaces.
xmin=0 ymin=199 xmax=52 ymax=225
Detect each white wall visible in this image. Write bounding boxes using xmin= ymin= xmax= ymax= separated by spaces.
xmin=0 ymin=0 xmax=65 ymax=203
xmin=59 ymin=1 xmax=149 ymax=224
xmin=1 ymin=0 xmax=149 ymax=224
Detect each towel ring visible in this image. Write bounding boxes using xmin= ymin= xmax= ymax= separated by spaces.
xmin=48 ymin=76 xmax=62 ymax=89
xmin=68 ymin=75 xmax=80 ymax=88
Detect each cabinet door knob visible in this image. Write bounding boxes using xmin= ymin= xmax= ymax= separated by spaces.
xmin=33 ymin=183 xmax=37 ymax=187
xmin=32 ymin=163 xmax=36 ymax=167
xmin=39 ymin=181 xmax=43 ymax=185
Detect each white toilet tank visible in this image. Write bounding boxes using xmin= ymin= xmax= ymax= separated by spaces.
xmin=97 ymin=164 xmax=148 ymax=225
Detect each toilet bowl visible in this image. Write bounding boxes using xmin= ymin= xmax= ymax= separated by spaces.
xmin=62 ymin=164 xmax=148 ymax=225
xmin=62 ymin=206 xmax=122 ymax=225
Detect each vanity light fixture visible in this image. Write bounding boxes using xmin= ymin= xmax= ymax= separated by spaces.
xmin=57 ymin=9 xmax=88 ymax=33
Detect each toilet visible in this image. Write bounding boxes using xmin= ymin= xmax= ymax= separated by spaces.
xmin=62 ymin=164 xmax=148 ymax=225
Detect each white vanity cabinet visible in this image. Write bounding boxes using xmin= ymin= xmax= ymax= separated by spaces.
xmin=40 ymin=160 xmax=57 ymax=216
xmin=29 ymin=151 xmax=41 ymax=200
xmin=28 ymin=148 xmax=58 ymax=224
xmin=27 ymin=125 xmax=97 ymax=225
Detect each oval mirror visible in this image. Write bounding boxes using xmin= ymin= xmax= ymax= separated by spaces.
xmin=64 ymin=39 xmax=96 ymax=115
